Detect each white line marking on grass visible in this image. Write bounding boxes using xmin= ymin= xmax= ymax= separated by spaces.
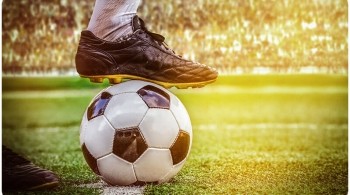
xmin=78 ymin=180 xmax=145 ymax=195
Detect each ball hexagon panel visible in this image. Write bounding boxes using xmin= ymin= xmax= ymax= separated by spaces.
xmin=133 ymin=148 xmax=173 ymax=182
xmin=170 ymin=131 xmax=191 ymax=165
xmin=97 ymin=154 xmax=137 ymax=186
xmin=82 ymin=143 xmax=100 ymax=175
xmin=83 ymin=116 xmax=116 ymax=158
xmin=112 ymin=127 xmax=148 ymax=163
xmin=169 ymin=93 xmax=192 ymax=136
xmin=104 ymin=93 xmax=148 ymax=129
xmin=137 ymin=85 xmax=170 ymax=109
xmin=87 ymin=92 xmax=113 ymax=120
xmin=159 ymin=159 xmax=187 ymax=183
xmin=80 ymin=110 xmax=88 ymax=146
xmin=139 ymin=109 xmax=179 ymax=148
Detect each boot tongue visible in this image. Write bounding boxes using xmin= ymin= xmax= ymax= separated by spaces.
xmin=132 ymin=15 xmax=141 ymax=31
xmin=131 ymin=16 xmax=177 ymax=55
xmin=131 ymin=15 xmax=165 ymax=42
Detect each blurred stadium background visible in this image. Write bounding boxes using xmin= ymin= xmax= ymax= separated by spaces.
xmin=2 ymin=0 xmax=348 ymax=76
xmin=2 ymin=1 xmax=348 ymax=193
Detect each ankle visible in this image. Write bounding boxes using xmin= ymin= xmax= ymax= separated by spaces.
xmin=87 ymin=0 xmax=140 ymax=41
xmin=88 ymin=15 xmax=135 ymax=41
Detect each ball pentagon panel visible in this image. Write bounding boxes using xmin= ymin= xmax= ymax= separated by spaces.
xmin=170 ymin=130 xmax=191 ymax=165
xmin=112 ymin=127 xmax=148 ymax=163
xmin=137 ymin=85 xmax=170 ymax=109
xmin=87 ymin=91 xmax=113 ymax=120
xmin=82 ymin=143 xmax=100 ymax=175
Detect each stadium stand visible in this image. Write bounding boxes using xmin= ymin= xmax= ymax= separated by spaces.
xmin=2 ymin=0 xmax=348 ymax=75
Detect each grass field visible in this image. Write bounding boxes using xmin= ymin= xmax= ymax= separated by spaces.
xmin=2 ymin=74 xmax=348 ymax=194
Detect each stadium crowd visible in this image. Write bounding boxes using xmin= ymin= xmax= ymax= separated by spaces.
xmin=2 ymin=0 xmax=348 ymax=75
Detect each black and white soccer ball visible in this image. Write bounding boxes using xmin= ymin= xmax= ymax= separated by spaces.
xmin=80 ymin=80 xmax=192 ymax=186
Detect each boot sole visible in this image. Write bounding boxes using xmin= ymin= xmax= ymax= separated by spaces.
xmin=80 ymin=74 xmax=216 ymax=89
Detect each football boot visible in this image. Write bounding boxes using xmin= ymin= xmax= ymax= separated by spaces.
xmin=2 ymin=146 xmax=59 ymax=191
xmin=75 ymin=15 xmax=218 ymax=89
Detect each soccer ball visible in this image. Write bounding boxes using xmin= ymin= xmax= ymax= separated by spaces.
xmin=80 ymin=80 xmax=192 ymax=186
